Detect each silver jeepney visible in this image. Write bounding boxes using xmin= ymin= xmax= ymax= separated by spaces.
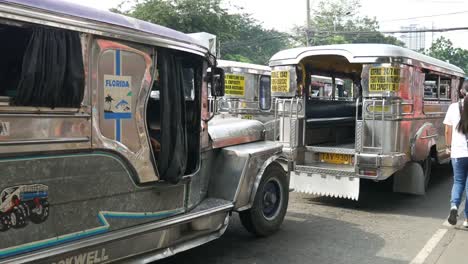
xmin=269 ymin=44 xmax=465 ymax=200
xmin=0 ymin=1 xmax=289 ymax=263
xmin=212 ymin=60 xmax=278 ymax=139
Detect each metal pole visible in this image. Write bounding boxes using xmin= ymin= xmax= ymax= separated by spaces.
xmin=306 ymin=0 xmax=311 ymax=46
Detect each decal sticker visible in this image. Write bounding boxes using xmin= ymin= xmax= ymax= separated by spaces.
xmin=0 ymin=208 xmax=184 ymax=259
xmin=0 ymin=121 xmax=9 ymax=136
xmin=225 ymin=74 xmax=245 ymax=96
xmin=0 ymin=184 xmax=49 ymax=232
xmin=271 ymin=71 xmax=290 ymax=93
xmin=51 ymin=248 xmax=109 ymax=264
xmin=104 ymin=75 xmax=132 ymax=115
xmin=369 ymin=67 xmax=401 ymax=92
xmin=103 ymin=49 xmax=133 ymax=142
xmin=241 ymin=114 xmax=253 ymax=120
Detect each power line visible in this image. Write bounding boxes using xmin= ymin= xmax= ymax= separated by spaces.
xmin=311 ymin=26 xmax=468 ymax=35
xmin=380 ymin=10 xmax=468 ymax=23
xmin=221 ymin=27 xmax=468 ymax=48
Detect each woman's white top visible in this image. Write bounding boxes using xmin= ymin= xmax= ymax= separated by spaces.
xmin=443 ymin=102 xmax=468 ymax=158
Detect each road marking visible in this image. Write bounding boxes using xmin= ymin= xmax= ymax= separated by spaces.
xmin=410 ymin=228 xmax=448 ymax=264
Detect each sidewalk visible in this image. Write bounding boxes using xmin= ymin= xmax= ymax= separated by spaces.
xmin=434 ymin=226 xmax=468 ymax=264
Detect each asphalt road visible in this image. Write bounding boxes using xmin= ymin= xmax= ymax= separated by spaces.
xmin=157 ymin=164 xmax=454 ymax=264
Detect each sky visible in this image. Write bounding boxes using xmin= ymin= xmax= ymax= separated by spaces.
xmin=75 ymin=0 xmax=468 ymax=49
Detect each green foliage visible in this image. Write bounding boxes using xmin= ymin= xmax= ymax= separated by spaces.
xmin=111 ymin=0 xmax=290 ymax=64
xmin=424 ymin=37 xmax=468 ymax=73
xmin=293 ymin=0 xmax=405 ymax=46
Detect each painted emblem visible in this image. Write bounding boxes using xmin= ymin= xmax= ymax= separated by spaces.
xmin=0 ymin=184 xmax=49 ymax=231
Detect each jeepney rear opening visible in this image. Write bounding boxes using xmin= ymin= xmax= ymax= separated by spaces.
xmin=301 ymin=55 xmax=361 ymax=149
xmin=273 ymin=55 xmax=362 ymax=167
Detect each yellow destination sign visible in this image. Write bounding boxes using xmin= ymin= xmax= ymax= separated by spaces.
xmin=369 ymin=67 xmax=401 ymax=92
xmin=271 ymin=71 xmax=290 ymax=93
xmin=225 ymin=74 xmax=245 ymax=96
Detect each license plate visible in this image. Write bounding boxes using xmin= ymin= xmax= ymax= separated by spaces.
xmin=319 ymin=153 xmax=352 ymax=165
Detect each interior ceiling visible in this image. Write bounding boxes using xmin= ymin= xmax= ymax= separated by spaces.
xmin=301 ymin=55 xmax=363 ymax=78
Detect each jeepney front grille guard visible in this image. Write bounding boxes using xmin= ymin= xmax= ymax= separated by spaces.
xmin=274 ymin=98 xmax=302 ymax=149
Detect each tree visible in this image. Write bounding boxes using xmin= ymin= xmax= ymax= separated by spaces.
xmin=424 ymin=37 xmax=468 ymax=73
xmin=293 ymin=0 xmax=405 ymax=46
xmin=111 ymin=0 xmax=290 ymax=64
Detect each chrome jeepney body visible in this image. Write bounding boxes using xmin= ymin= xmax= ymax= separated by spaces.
xmin=269 ymin=44 xmax=465 ymax=200
xmin=213 ymin=60 xmax=277 ymax=139
xmin=0 ymin=1 xmax=288 ymax=263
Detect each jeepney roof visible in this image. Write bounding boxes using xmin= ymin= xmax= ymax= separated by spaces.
xmin=270 ymin=44 xmax=465 ymax=77
xmin=218 ymin=60 xmax=271 ymax=75
xmin=0 ymin=0 xmax=208 ymax=55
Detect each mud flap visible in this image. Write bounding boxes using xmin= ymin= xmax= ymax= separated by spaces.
xmin=290 ymin=172 xmax=360 ymax=200
xmin=393 ymin=161 xmax=425 ymax=195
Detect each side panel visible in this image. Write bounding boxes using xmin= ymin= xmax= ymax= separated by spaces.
xmin=0 ymin=153 xmax=185 ymax=261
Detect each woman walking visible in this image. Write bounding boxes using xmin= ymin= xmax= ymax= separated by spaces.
xmin=444 ymin=82 xmax=468 ymax=226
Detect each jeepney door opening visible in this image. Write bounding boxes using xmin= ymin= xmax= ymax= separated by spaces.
xmin=300 ymin=56 xmax=362 ymax=147
xmin=147 ymin=48 xmax=201 ymax=183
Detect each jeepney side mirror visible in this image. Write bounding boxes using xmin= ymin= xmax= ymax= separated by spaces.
xmin=209 ymin=67 xmax=225 ymax=97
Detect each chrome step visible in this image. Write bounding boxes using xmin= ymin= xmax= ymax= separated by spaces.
xmin=306 ymin=143 xmax=355 ymax=155
xmin=295 ymin=163 xmax=356 ymax=177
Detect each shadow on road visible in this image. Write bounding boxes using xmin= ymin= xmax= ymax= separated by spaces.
xmin=157 ymin=213 xmax=406 ymax=264
xmin=302 ymin=163 xmax=453 ymax=219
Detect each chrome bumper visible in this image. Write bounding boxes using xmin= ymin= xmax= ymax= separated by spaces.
xmin=355 ymin=152 xmax=407 ymax=180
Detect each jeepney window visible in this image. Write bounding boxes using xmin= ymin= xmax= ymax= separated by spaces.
xmin=424 ymin=74 xmax=451 ymax=100
xmin=259 ymin=75 xmax=271 ymax=110
xmin=424 ymin=81 xmax=437 ymax=99
xmin=0 ymin=23 xmax=84 ymax=108
xmin=440 ymin=79 xmax=451 ymax=99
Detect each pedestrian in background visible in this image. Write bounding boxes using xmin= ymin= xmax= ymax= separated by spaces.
xmin=444 ymin=80 xmax=468 ymax=226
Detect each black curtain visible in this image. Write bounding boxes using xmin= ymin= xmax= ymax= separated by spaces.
xmin=14 ymin=27 xmax=84 ymax=108
xmin=158 ymin=49 xmax=187 ymax=183
xmin=0 ymin=26 xmax=31 ymax=96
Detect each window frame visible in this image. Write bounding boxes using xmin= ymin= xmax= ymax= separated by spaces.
xmin=0 ymin=20 xmax=87 ymax=114
xmin=423 ymin=72 xmax=452 ymax=102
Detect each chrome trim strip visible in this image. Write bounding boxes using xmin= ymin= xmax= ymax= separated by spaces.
xmin=0 ymin=137 xmax=90 ymax=145
xmin=0 ymin=114 xmax=90 ymax=118
xmin=4 ymin=204 xmax=233 ymax=264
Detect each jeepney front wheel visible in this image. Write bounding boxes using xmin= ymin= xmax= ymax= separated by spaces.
xmin=239 ymin=164 xmax=288 ymax=237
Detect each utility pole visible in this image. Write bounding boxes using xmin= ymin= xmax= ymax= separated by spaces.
xmin=306 ymin=0 xmax=311 ymax=46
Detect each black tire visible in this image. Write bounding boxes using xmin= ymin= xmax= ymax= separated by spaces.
xmin=421 ymin=157 xmax=432 ymax=191
xmin=239 ymin=163 xmax=289 ymax=237
xmin=30 ymin=200 xmax=49 ymax=224
xmin=10 ymin=205 xmax=27 ymax=228
xmin=0 ymin=215 xmax=11 ymax=231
